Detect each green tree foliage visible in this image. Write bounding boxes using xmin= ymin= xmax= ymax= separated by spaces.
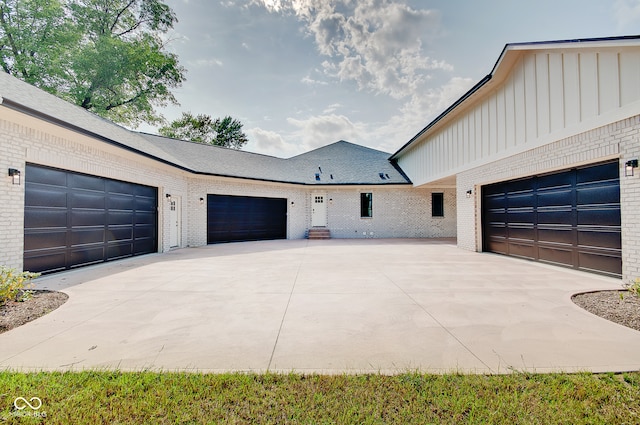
xmin=159 ymin=112 xmax=249 ymax=150
xmin=0 ymin=0 xmax=186 ymax=127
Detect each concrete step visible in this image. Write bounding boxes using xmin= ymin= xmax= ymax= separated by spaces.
xmin=307 ymin=228 xmax=331 ymax=239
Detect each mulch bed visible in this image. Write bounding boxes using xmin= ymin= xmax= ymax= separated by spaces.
xmin=572 ymin=290 xmax=640 ymax=332
xmin=0 ymin=290 xmax=68 ymax=334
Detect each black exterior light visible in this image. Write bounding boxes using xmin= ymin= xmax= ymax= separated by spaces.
xmin=466 ymin=189 xmax=473 ymax=198
xmin=166 ymin=193 xmax=172 ymax=201
xmin=625 ymin=159 xmax=638 ymax=177
xmin=199 ymin=197 xmax=204 ymax=205
xmin=8 ymin=168 xmax=20 ymax=185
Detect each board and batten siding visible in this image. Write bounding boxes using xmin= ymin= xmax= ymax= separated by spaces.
xmin=398 ymin=47 xmax=640 ymax=186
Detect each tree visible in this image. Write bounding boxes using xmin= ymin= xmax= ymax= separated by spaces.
xmin=0 ymin=0 xmax=186 ymax=127
xmin=0 ymin=0 xmax=76 ymax=91
xmin=159 ymin=112 xmax=249 ymax=150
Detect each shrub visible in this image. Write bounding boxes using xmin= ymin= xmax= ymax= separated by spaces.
xmin=622 ymin=277 xmax=640 ymax=299
xmin=0 ymin=267 xmax=40 ymax=305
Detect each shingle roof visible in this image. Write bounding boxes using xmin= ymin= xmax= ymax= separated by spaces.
xmin=0 ymin=71 xmax=410 ymax=186
xmin=139 ymin=134 xmax=411 ymax=185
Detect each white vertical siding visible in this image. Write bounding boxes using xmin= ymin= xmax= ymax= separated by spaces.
xmin=398 ymin=45 xmax=640 ymax=186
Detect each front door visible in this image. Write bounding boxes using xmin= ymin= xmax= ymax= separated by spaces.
xmin=311 ymin=194 xmax=326 ymax=227
xmin=169 ymin=197 xmax=180 ymax=248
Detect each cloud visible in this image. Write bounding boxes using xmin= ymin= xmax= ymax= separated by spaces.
xmin=301 ymin=74 xmax=328 ymax=85
xmin=613 ymin=0 xmax=640 ymax=31
xmin=251 ymin=0 xmax=450 ymax=99
xmin=287 ymin=113 xmax=365 ymax=149
xmin=323 ymin=103 xmax=342 ymax=114
xmin=188 ymin=58 xmax=224 ymax=68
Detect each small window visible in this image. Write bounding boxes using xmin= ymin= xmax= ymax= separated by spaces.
xmin=432 ymin=192 xmax=444 ymax=217
xmin=360 ymin=193 xmax=372 ymax=218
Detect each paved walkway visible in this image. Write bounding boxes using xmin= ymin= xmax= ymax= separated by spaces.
xmin=1 ymin=239 xmax=639 ymax=374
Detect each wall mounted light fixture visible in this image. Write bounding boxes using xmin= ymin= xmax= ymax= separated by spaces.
xmin=466 ymin=189 xmax=473 ymax=198
xmin=199 ymin=197 xmax=204 ymax=205
xmin=625 ymin=159 xmax=638 ymax=177
xmin=166 ymin=193 xmax=172 ymax=201
xmin=8 ymin=168 xmax=20 ymax=185
xmin=290 ymin=201 xmax=295 ymax=207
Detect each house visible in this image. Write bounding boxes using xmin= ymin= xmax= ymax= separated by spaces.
xmin=1 ymin=35 xmax=638 ymax=282
xmin=0 ymin=71 xmax=454 ymax=274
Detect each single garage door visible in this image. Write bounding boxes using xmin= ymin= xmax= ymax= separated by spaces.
xmin=207 ymin=194 xmax=286 ymax=243
xmin=24 ymin=164 xmax=158 ymax=274
xmin=482 ymin=161 xmax=621 ymax=278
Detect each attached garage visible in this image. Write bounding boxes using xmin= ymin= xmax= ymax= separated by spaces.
xmin=482 ymin=161 xmax=621 ymax=277
xmin=207 ymin=194 xmax=287 ymax=243
xmin=24 ymin=164 xmax=158 ymax=274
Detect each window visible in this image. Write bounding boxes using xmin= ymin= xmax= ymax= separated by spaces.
xmin=432 ymin=192 xmax=444 ymax=217
xmin=360 ymin=192 xmax=372 ymax=218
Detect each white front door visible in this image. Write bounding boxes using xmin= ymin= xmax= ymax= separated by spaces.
xmin=311 ymin=194 xmax=326 ymax=227
xmin=169 ymin=197 xmax=180 ymax=248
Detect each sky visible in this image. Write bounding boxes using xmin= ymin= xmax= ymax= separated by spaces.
xmin=144 ymin=0 xmax=640 ymax=158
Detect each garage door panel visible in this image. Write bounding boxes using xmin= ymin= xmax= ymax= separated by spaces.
xmin=26 ymin=165 xmax=67 ymax=186
xmin=135 ymin=196 xmax=156 ymax=211
xmin=24 ymin=209 xmax=67 ymax=228
xmin=482 ymin=160 xmax=621 ymax=277
xmin=70 ymin=246 xmax=105 ymax=267
xmin=24 ymin=252 xmax=66 ymax=274
xmin=24 ymin=231 xmax=67 ymax=251
xmin=508 ymin=225 xmax=535 ymax=241
xmin=72 ymin=210 xmax=106 ymax=227
xmin=107 ymin=242 xmax=133 ymax=260
xmin=508 ymin=241 xmax=536 ymax=260
xmin=70 ymin=192 xmax=105 ymax=209
xmin=106 ymin=180 xmax=134 ymax=195
xmin=71 ymin=229 xmax=105 ymax=246
xmin=537 ymin=169 xmax=574 ymax=188
xmin=577 ymin=229 xmax=622 ymax=250
xmin=24 ymin=164 xmax=158 ymax=274
xmin=25 ymin=187 xmax=67 ymax=208
xmin=506 ymin=209 xmax=535 ymax=223
xmin=69 ymin=173 xmax=104 ymax=191
xmin=577 ymin=207 xmax=621 ymax=226
xmin=537 ymin=209 xmax=573 ymax=224
xmin=538 ymin=227 xmax=573 ymax=245
xmin=537 ymin=189 xmax=572 ymax=207
xmin=108 ymin=194 xmax=135 ymax=210
xmin=577 ymin=161 xmax=618 ymax=184
xmin=577 ymin=184 xmax=619 ymax=205
xmin=578 ymin=252 xmax=622 ymax=277
xmin=538 ymin=246 xmax=573 ymax=267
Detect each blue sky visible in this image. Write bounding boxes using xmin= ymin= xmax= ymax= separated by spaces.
xmin=150 ymin=0 xmax=640 ymax=158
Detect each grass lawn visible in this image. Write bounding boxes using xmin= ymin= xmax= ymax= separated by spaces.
xmin=0 ymin=371 xmax=639 ymax=424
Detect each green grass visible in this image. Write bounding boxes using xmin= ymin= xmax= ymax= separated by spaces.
xmin=1 ymin=371 xmax=639 ymax=424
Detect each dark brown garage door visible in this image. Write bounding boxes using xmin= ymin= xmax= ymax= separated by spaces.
xmin=207 ymin=194 xmax=287 ymax=243
xmin=482 ymin=161 xmax=621 ymax=278
xmin=24 ymin=164 xmax=158 ymax=274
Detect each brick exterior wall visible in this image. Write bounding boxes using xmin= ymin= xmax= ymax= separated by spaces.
xmin=457 ymin=115 xmax=640 ymax=283
xmin=322 ymin=186 xmax=456 ymax=238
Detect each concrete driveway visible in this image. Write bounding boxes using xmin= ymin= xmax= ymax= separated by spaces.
xmin=1 ymin=239 xmax=639 ymax=374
